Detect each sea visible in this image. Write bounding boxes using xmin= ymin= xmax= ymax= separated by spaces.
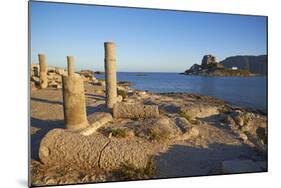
xmin=96 ymin=72 xmax=267 ymax=111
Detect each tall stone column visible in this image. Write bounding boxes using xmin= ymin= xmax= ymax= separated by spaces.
xmin=38 ymin=54 xmax=48 ymax=89
xmin=104 ymin=42 xmax=117 ymax=109
xmin=62 ymin=56 xmax=88 ymax=130
xmin=67 ymin=56 xmax=75 ymax=76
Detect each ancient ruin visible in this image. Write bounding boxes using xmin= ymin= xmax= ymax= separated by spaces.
xmin=201 ymin=54 xmax=217 ymax=67
xmin=31 ymin=49 xmax=267 ymax=186
xmin=62 ymin=56 xmax=89 ymax=130
xmin=38 ymin=54 xmax=48 ymax=89
xmin=104 ymin=42 xmax=117 ymax=108
xmin=67 ymin=56 xmax=75 ymax=76
xmin=113 ymin=102 xmax=159 ymax=119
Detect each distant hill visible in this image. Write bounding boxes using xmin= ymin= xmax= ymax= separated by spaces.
xmin=219 ymin=55 xmax=267 ymax=75
xmin=183 ymin=54 xmax=254 ymax=77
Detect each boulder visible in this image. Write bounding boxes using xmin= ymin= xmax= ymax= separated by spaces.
xmin=181 ymin=104 xmax=219 ymax=120
xmin=133 ymin=116 xmax=181 ymax=142
xmin=113 ymin=102 xmax=159 ymax=119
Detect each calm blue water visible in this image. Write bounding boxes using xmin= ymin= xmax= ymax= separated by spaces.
xmin=96 ymin=72 xmax=267 ymax=110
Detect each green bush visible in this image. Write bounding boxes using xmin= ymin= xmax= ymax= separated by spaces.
xmin=179 ymin=111 xmax=192 ymax=122
xmin=111 ymin=128 xmax=133 ymax=138
xmin=117 ymin=89 xmax=127 ymax=99
xmin=149 ymin=128 xmax=170 ymax=142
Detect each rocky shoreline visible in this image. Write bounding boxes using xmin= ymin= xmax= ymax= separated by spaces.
xmin=30 ymin=63 xmax=267 ymax=186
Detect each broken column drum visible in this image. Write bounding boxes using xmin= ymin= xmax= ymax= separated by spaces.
xmin=38 ymin=54 xmax=48 ymax=89
xmin=104 ymin=42 xmax=117 ymax=109
xmin=62 ymin=56 xmax=88 ymax=130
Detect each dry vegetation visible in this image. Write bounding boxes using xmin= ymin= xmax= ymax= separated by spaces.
xmin=113 ymin=157 xmax=156 ymax=180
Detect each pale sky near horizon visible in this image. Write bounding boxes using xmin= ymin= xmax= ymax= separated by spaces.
xmin=30 ymin=1 xmax=267 ymax=72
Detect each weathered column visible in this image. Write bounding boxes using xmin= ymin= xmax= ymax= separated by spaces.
xmin=38 ymin=54 xmax=48 ymax=89
xmin=67 ymin=56 xmax=75 ymax=76
xmin=104 ymin=42 xmax=117 ymax=108
xmin=62 ymin=56 xmax=88 ymax=130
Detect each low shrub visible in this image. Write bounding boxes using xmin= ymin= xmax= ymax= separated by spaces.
xmin=111 ymin=128 xmax=133 ymax=138
xmin=179 ymin=111 xmax=192 ymax=122
xmin=113 ymin=157 xmax=156 ymax=180
xmin=117 ymin=89 xmax=128 ymax=99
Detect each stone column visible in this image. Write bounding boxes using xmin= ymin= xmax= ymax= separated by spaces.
xmin=62 ymin=56 xmax=88 ymax=130
xmin=38 ymin=54 xmax=48 ymax=89
xmin=104 ymin=42 xmax=117 ymax=108
xmin=67 ymin=56 xmax=75 ymax=76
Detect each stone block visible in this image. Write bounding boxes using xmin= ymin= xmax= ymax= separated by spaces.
xmin=181 ymin=104 xmax=219 ymax=120
xmin=39 ymin=129 xmax=109 ymax=167
xmin=80 ymin=112 xmax=113 ymax=136
xmin=113 ymin=102 xmax=159 ymax=119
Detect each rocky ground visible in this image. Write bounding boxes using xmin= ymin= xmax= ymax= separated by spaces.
xmin=30 ymin=78 xmax=267 ymax=186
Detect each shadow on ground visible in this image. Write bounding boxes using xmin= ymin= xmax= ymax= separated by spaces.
xmin=31 ymin=118 xmax=64 ymax=160
xmin=154 ymin=142 xmax=267 ymax=178
xmin=31 ymin=97 xmax=63 ymax=105
xmin=30 ymin=96 xmax=109 ymax=161
xmin=198 ymin=114 xmax=234 ymax=131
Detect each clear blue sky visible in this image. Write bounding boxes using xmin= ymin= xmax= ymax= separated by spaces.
xmin=30 ymin=1 xmax=267 ymax=72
